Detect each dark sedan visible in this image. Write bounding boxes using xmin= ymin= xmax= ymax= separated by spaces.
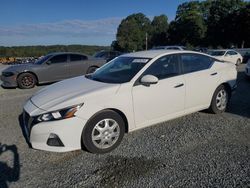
xmin=94 ymin=50 xmax=122 ymax=62
xmin=1 ymin=52 xmax=106 ymax=89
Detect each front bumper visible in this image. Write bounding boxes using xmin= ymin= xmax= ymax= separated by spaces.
xmin=23 ymin=110 xmax=87 ymax=152
xmin=1 ymin=75 xmax=18 ymax=87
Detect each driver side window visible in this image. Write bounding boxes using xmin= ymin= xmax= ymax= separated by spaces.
xmin=143 ymin=55 xmax=180 ymax=80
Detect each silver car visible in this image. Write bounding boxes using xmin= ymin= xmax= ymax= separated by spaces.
xmin=1 ymin=52 xmax=106 ymax=89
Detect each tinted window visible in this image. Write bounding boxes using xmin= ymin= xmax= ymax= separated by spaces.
xmin=50 ymin=55 xmax=67 ymax=64
xmin=181 ymin=54 xmax=213 ymax=74
xmin=70 ymin=54 xmax=87 ymax=61
xmin=227 ymin=51 xmax=237 ymax=55
xmin=209 ymin=51 xmax=226 ymax=56
xmin=143 ymin=55 xmax=180 ymax=80
xmin=167 ymin=47 xmax=180 ymax=50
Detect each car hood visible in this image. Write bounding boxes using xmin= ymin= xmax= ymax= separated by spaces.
xmin=3 ymin=63 xmax=37 ymax=73
xmin=30 ymin=76 xmax=120 ymax=112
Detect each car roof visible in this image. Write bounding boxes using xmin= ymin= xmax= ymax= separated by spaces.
xmin=47 ymin=52 xmax=89 ymax=56
xmin=120 ymin=50 xmax=207 ymax=59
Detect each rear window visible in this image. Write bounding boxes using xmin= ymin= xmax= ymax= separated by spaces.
xmin=50 ymin=55 xmax=67 ymax=64
xmin=70 ymin=54 xmax=87 ymax=61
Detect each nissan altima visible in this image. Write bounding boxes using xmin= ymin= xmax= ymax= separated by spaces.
xmin=23 ymin=50 xmax=237 ymax=153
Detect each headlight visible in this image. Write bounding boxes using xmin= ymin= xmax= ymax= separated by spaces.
xmin=2 ymin=72 xmax=15 ymax=77
xmin=36 ymin=104 xmax=83 ymax=122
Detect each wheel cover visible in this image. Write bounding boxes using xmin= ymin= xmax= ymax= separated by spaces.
xmin=21 ymin=75 xmax=34 ymax=87
xmin=91 ymin=119 xmax=120 ymax=149
xmin=216 ymin=89 xmax=228 ymax=111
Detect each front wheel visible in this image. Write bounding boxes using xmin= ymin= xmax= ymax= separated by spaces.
xmin=86 ymin=66 xmax=98 ymax=74
xmin=82 ymin=110 xmax=125 ymax=154
xmin=208 ymin=85 xmax=229 ymax=114
xmin=17 ymin=73 xmax=37 ymax=89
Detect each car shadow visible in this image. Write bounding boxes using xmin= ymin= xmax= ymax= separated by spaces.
xmin=227 ymin=71 xmax=250 ymax=118
xmin=0 ymin=143 xmax=20 ymax=188
xmin=18 ymin=114 xmax=32 ymax=148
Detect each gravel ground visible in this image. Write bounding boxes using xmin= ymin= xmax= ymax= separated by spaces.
xmin=0 ymin=64 xmax=249 ymax=188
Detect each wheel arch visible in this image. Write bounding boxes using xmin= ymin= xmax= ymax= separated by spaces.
xmin=86 ymin=66 xmax=99 ymax=74
xmin=221 ymin=82 xmax=232 ymax=99
xmin=80 ymin=108 xmax=128 ymax=152
xmin=107 ymin=108 xmax=129 ymax=133
xmin=17 ymin=71 xmax=39 ymax=84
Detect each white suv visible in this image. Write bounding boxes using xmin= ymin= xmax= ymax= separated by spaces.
xmin=23 ymin=50 xmax=237 ymax=153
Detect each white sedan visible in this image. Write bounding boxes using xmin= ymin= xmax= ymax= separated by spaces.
xmin=23 ymin=50 xmax=237 ymax=153
xmin=209 ymin=50 xmax=243 ymax=65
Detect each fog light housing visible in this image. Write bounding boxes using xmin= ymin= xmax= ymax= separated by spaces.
xmin=47 ymin=133 xmax=64 ymax=147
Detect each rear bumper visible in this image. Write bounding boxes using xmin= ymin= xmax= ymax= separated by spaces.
xmin=1 ymin=75 xmax=18 ymax=87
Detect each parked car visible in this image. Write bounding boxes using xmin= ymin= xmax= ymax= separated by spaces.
xmin=23 ymin=50 xmax=237 ymax=153
xmin=209 ymin=50 xmax=243 ymax=65
xmin=94 ymin=50 xmax=122 ymax=62
xmin=193 ymin=47 xmax=208 ymax=53
xmin=245 ymin=59 xmax=250 ymax=78
xmin=152 ymin=46 xmax=187 ymax=50
xmin=243 ymin=52 xmax=250 ymax=64
xmin=1 ymin=52 xmax=106 ymax=89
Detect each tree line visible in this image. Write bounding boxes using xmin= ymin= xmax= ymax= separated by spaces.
xmin=112 ymin=0 xmax=250 ymax=52
xmin=0 ymin=45 xmax=109 ymax=58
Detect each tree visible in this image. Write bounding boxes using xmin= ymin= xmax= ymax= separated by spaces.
xmin=237 ymin=2 xmax=250 ymax=47
xmin=168 ymin=1 xmax=206 ymax=47
xmin=116 ymin=13 xmax=151 ymax=52
xmin=150 ymin=15 xmax=169 ymax=47
xmin=206 ymin=0 xmax=245 ymax=48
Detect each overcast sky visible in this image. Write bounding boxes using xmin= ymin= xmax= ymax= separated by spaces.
xmin=0 ymin=0 xmax=189 ymax=46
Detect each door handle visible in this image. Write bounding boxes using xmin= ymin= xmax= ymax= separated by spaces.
xmin=174 ymin=83 xmax=184 ymax=88
xmin=211 ymin=72 xmax=217 ymax=76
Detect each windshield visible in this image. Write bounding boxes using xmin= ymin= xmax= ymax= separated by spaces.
xmin=34 ymin=55 xmax=53 ymax=64
xmin=86 ymin=56 xmax=150 ymax=84
xmin=209 ymin=51 xmax=226 ymax=56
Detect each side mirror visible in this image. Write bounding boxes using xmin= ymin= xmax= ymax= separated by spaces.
xmin=46 ymin=61 xmax=51 ymax=65
xmin=140 ymin=75 xmax=159 ymax=85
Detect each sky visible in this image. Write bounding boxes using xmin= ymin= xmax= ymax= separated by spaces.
xmin=0 ymin=0 xmax=188 ymax=46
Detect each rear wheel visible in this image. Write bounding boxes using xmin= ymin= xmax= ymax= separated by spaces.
xmin=208 ymin=85 xmax=229 ymax=114
xmin=17 ymin=73 xmax=37 ymax=89
xmin=86 ymin=66 xmax=98 ymax=74
xmin=82 ymin=110 xmax=125 ymax=154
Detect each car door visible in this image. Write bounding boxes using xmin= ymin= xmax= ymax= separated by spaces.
xmin=69 ymin=54 xmax=88 ymax=77
xmin=132 ymin=54 xmax=185 ymax=127
xmin=39 ymin=54 xmax=70 ymax=82
xmin=180 ymin=53 xmax=219 ymax=111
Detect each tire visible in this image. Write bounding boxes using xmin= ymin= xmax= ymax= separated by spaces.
xmin=208 ymin=85 xmax=229 ymax=114
xmin=86 ymin=66 xmax=98 ymax=74
xmin=17 ymin=73 xmax=37 ymax=89
xmin=82 ymin=110 xmax=125 ymax=154
xmin=236 ymin=59 xmax=241 ymax=66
